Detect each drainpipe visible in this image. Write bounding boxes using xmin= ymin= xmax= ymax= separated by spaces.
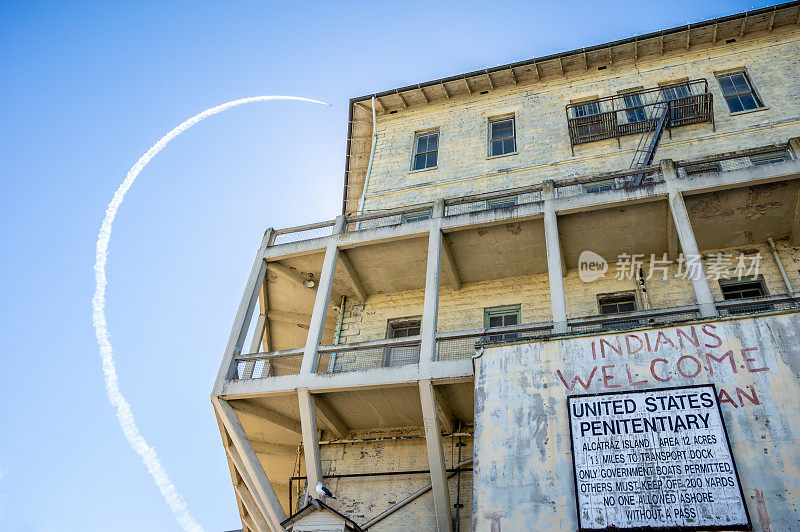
xmin=357 ymin=96 xmax=378 ymax=215
xmin=768 ymin=238 xmax=794 ymax=296
xmin=637 ymin=267 xmax=652 ymax=310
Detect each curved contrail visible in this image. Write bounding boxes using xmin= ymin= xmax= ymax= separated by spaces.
xmin=92 ymin=95 xmax=329 ymax=531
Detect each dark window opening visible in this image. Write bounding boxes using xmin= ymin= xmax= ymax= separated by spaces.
xmin=598 ymin=292 xmax=638 ymax=331
xmin=717 ymin=72 xmax=762 ymax=113
xmin=384 ymin=318 xmax=421 ymax=367
xmin=484 ymin=305 xmax=520 ymax=342
xmin=413 ymin=131 xmax=439 ymax=170
xmin=719 ymin=278 xmax=770 ymax=315
xmin=489 ymin=117 xmax=516 ymax=157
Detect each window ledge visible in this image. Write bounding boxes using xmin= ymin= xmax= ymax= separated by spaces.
xmin=729 ymin=106 xmax=769 ymax=117
xmin=487 ymin=151 xmax=518 ymax=160
xmin=408 ymin=166 xmax=438 ymax=174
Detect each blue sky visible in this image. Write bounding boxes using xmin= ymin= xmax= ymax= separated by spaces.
xmin=0 ymin=1 xmax=777 ymax=530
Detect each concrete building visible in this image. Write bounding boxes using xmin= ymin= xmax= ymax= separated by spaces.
xmin=212 ymin=3 xmax=800 ymax=530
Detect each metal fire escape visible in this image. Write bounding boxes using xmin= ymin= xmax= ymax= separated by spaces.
xmin=628 ymin=99 xmax=670 ymax=185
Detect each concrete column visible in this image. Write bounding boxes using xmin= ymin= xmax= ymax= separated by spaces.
xmin=542 ymin=181 xmax=568 ymax=333
xmin=420 ymin=200 xmax=444 ymax=367
xmin=214 ymin=229 xmax=273 ymax=393
xmin=297 ymin=388 xmax=323 ymax=505
xmin=419 ymin=379 xmax=453 ymax=532
xmin=661 ymin=160 xmax=717 ymax=318
xmin=788 ymin=137 xmax=800 ymax=159
xmin=212 ymin=396 xmax=287 ymax=531
xmin=300 ymin=216 xmax=345 ymax=375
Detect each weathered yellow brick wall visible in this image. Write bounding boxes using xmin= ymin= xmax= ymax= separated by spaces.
xmin=360 ymin=29 xmax=800 ymax=212
xmin=334 ymin=242 xmax=800 ymax=347
xmin=317 ymin=431 xmax=473 ymax=531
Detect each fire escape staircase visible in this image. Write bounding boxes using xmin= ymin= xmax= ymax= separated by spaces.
xmin=628 ymin=100 xmax=670 ymax=186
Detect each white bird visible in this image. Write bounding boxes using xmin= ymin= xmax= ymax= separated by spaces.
xmin=316 ymin=481 xmax=336 ymax=499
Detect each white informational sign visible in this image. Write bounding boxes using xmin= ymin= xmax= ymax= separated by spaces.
xmin=567 ymin=384 xmax=750 ymax=530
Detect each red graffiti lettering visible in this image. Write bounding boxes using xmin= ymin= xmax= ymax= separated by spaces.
xmin=736 ymin=385 xmax=760 ymax=406
xmin=654 ymin=331 xmax=676 ymax=352
xmin=705 ymin=350 xmax=736 ymax=376
xmin=650 ymin=358 xmax=671 ymax=382
xmin=718 ymin=388 xmax=739 ymax=408
xmin=602 ymin=365 xmax=621 ymax=389
xmin=626 ymin=364 xmax=648 ymax=386
xmin=677 ymin=355 xmax=702 ymax=378
xmin=625 ymin=334 xmax=643 ymax=355
xmin=557 ymin=367 xmax=597 ymax=392
xmin=676 ymin=326 xmax=699 ymax=348
xmin=742 ymin=347 xmax=768 ymax=373
xmin=702 ymin=323 xmax=722 ymax=348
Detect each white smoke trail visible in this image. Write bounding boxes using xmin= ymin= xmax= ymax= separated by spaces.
xmin=92 ymin=96 xmax=329 ymax=531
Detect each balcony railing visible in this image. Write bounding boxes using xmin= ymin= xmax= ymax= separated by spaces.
xmin=270 ymin=220 xmax=336 ymax=245
xmin=567 ymin=305 xmax=702 ymax=335
xmin=227 ymin=296 xmax=800 ymax=382
xmin=716 ymin=293 xmax=800 ymax=316
xmin=566 ymin=79 xmax=713 ymax=149
xmin=315 ymin=336 xmax=422 ymax=374
xmin=234 ymin=348 xmax=304 ymax=380
xmin=444 ymin=184 xmax=543 ymax=216
xmin=436 ymin=322 xmax=554 ymax=361
xmin=554 ymin=165 xmax=662 ymax=198
xmin=343 ymin=204 xmax=434 ymax=232
xmin=677 ymin=146 xmax=793 ymax=178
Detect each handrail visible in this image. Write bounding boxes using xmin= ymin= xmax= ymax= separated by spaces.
xmin=272 ymin=219 xmax=336 ymax=236
xmin=345 ymin=203 xmax=435 ymax=223
xmin=437 ymin=321 xmax=553 ymax=341
xmin=235 ymin=347 xmax=304 ymax=362
xmin=318 ymin=335 xmax=422 ymax=353
xmin=675 ymin=145 xmax=792 ymax=167
xmin=565 ymin=79 xmax=709 ymax=111
xmin=715 ymin=293 xmax=800 ymax=309
xmin=553 ymin=165 xmax=661 ymax=188
xmin=444 ymin=183 xmax=544 ymax=206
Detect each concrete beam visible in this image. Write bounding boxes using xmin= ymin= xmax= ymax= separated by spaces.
xmin=543 ymin=181 xmax=568 ymax=333
xmin=234 ymin=483 xmax=270 ymax=532
xmin=267 ymin=262 xmax=315 ymax=291
xmin=297 ymin=388 xmax=323 ymax=504
xmin=433 ymin=385 xmax=455 ymax=434
xmin=662 ymin=160 xmax=717 ymax=318
xmin=229 ymin=399 xmax=302 ymax=435
xmin=420 ymin=210 xmax=444 ymax=368
xmin=666 ymin=204 xmax=680 ymax=261
xmin=314 ymin=395 xmax=349 ymax=439
xmin=338 ymin=250 xmax=368 ymax=303
xmin=214 ymin=231 xmax=272 ymax=393
xmin=250 ymin=440 xmax=298 ymax=455
xmin=241 ymin=513 xmax=259 ymax=532
xmin=213 ymin=396 xmax=287 ymax=531
xmin=300 ymin=219 xmax=342 ymax=375
xmin=441 ymin=235 xmax=462 ymax=291
xmin=419 ymin=379 xmax=453 ymax=532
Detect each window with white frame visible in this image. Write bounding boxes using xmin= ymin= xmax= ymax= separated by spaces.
xmin=489 ymin=116 xmax=516 ymax=157
xmin=717 ymin=71 xmax=762 ymax=113
xmin=412 ymin=130 xmax=439 ymax=170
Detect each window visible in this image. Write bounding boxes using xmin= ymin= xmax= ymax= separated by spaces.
xmin=598 ymin=292 xmax=637 ymax=314
xmin=572 ymin=100 xmax=600 ymax=118
xmin=400 ymin=208 xmax=432 ymax=223
xmin=384 ymin=317 xmax=421 ymax=367
xmin=597 ymin=292 xmax=638 ymax=331
xmin=484 ymin=305 xmax=520 ymax=342
xmin=750 ymin=151 xmax=790 ymax=166
xmin=683 ymin=161 xmax=721 ymax=176
xmin=489 ymin=117 xmax=516 ymax=157
xmin=719 ymin=278 xmax=767 ymax=300
xmin=719 ymin=278 xmax=770 ymax=315
xmin=622 ymin=92 xmax=647 ymax=123
xmin=412 ymin=131 xmax=439 ymax=170
xmin=659 ymin=82 xmax=691 ymax=101
xmin=717 ymin=72 xmax=762 ymax=113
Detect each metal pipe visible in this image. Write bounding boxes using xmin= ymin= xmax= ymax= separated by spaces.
xmin=768 ymin=237 xmax=795 ymax=295
xmin=329 ymin=295 xmax=347 ymax=372
xmin=356 ymin=96 xmax=378 ymax=216
xmin=637 ymin=267 xmax=652 ymax=310
xmin=454 ymin=434 xmax=464 ymax=531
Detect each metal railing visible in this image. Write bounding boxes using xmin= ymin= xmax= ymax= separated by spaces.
xmin=677 ymin=146 xmax=793 ymax=178
xmin=554 ymin=166 xmax=663 ymax=199
xmin=716 ymin=293 xmax=800 ymax=317
xmin=271 ymin=221 xmax=336 ymax=245
xmin=566 ymin=79 xmax=713 ymax=149
xmin=567 ymin=305 xmax=702 ymax=334
xmin=436 ymin=322 xmax=554 ymax=361
xmin=234 ymin=348 xmax=304 ymax=380
xmin=315 ymin=336 xmax=422 ymax=374
xmin=444 ymin=184 xmax=543 ymax=216
xmin=343 ymin=204 xmax=434 ymax=232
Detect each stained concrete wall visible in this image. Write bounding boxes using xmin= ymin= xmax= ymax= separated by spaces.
xmin=316 ymin=430 xmax=473 ymax=530
xmin=361 ymin=29 xmax=800 ymax=212
xmin=473 ymin=311 xmax=800 ymax=531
